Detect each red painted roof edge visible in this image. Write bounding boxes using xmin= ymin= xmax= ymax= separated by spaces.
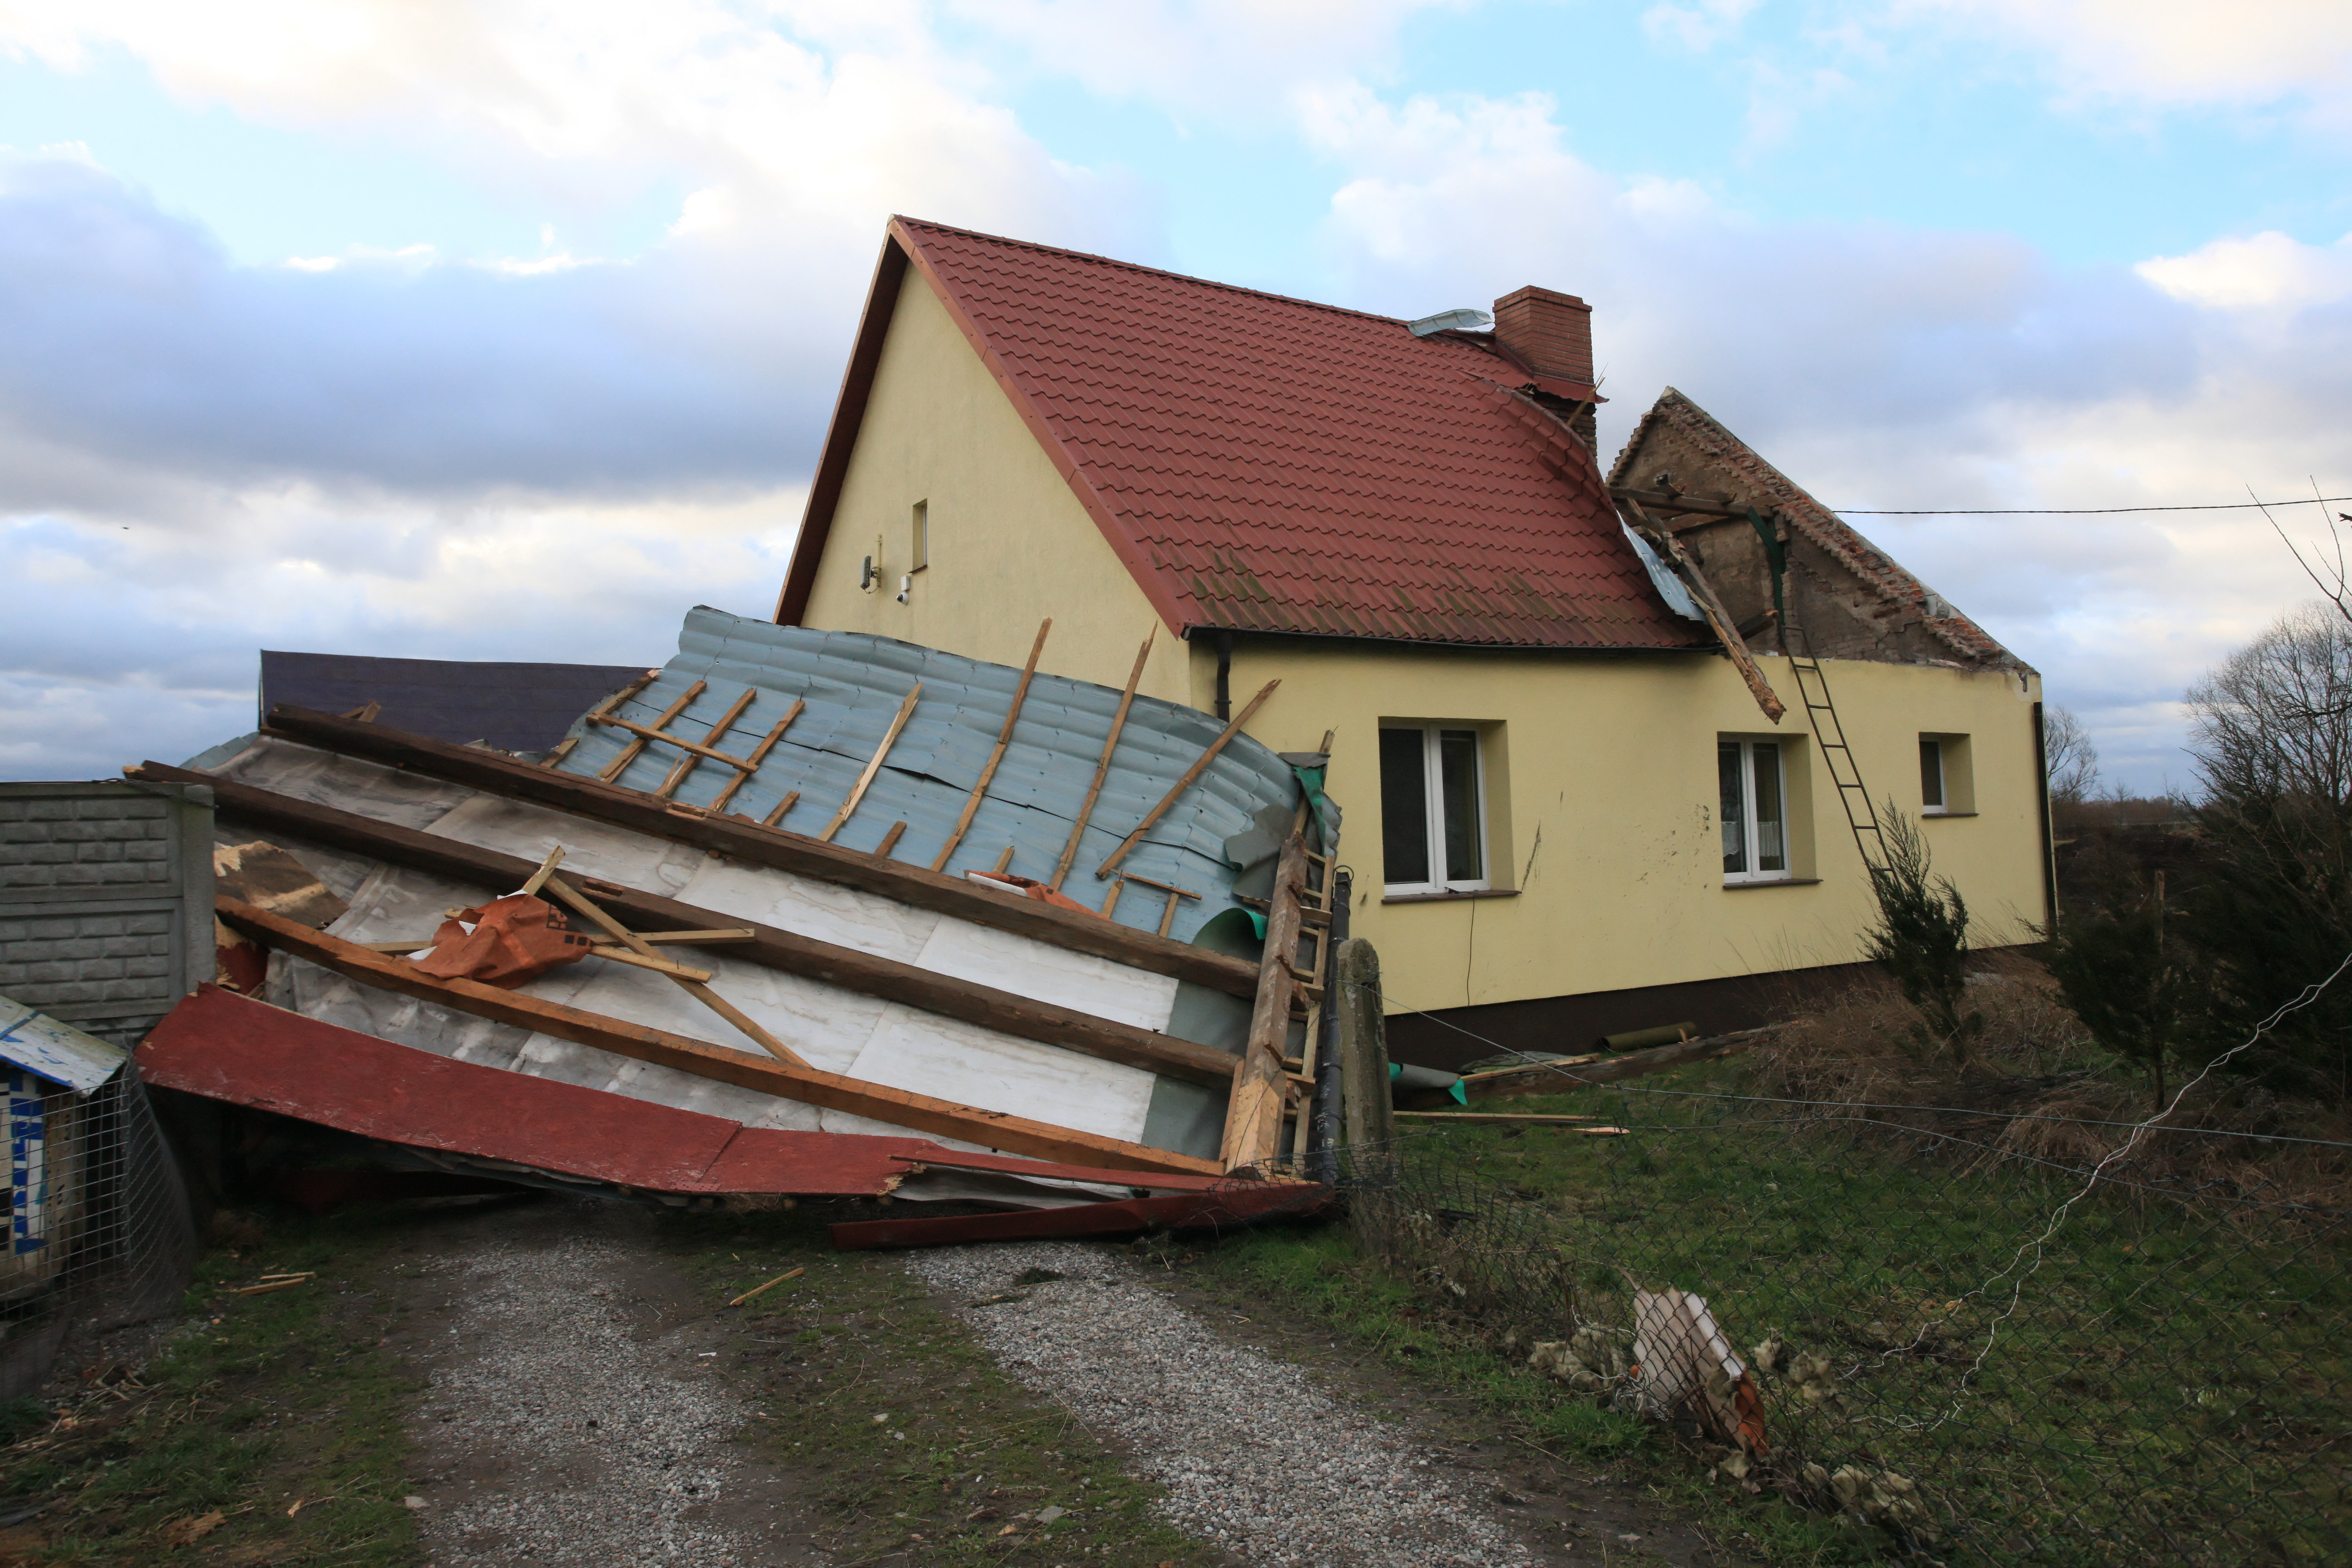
xmin=775 ymin=232 xmax=911 ymax=626
xmin=887 ymin=217 xmax=1194 ymax=639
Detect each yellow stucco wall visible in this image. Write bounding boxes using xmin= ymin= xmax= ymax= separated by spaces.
xmin=1210 ymin=636 xmax=2048 ymax=1014
xmin=797 ymin=275 xmax=1190 ymax=702
xmin=794 ymin=270 xmax=2051 ymax=1016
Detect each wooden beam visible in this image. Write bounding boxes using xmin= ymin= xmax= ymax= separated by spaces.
xmin=652 ymin=686 xmax=758 ymax=796
xmin=597 ymin=706 xmax=757 ymax=776
xmin=546 ymin=670 xmax=659 ymax=769
xmin=1220 ymin=826 xmax=1308 ymax=1172
xmin=708 ymin=700 xmax=803 ymax=815
xmin=819 ymin=683 xmax=921 ymax=843
xmin=598 ymin=680 xmax=705 ymax=781
xmin=214 ymin=898 xmax=1221 ymax=1179
xmin=540 ymin=872 xmax=809 ymax=1068
xmin=1609 ymin=485 xmax=1752 ymax=521
xmin=131 ymin=762 xmax=1245 ymax=1088
xmin=1096 ymin=678 xmax=1279 ymax=880
xmin=1619 ymin=498 xmax=1785 ymax=724
xmin=931 ymin=619 xmax=1050 ymax=871
xmin=1052 ymin=627 xmax=1153 ymax=890
xmin=253 ymin=707 xmax=1260 ymax=997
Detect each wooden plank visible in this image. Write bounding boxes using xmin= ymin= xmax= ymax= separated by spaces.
xmin=213 ymin=898 xmax=1222 ymax=1178
xmin=819 ymin=683 xmax=922 ymax=843
xmin=545 ymin=671 xmax=658 ymax=769
xmin=131 ymin=761 xmax=1239 ymax=1087
xmin=1220 ymin=826 xmax=1307 ymax=1172
xmin=872 ymin=820 xmax=907 ymax=859
xmin=653 ymin=686 xmax=758 ymax=797
xmin=1393 ymin=1112 xmax=1604 ymax=1125
xmin=1619 ymin=498 xmax=1785 ymax=723
xmin=931 ymin=618 xmax=1050 ymax=871
xmin=1096 ymin=679 xmax=1279 ymax=880
xmin=598 ymin=680 xmax=706 ymax=781
xmin=598 ymin=707 xmax=758 ymax=775
xmin=348 ymin=939 xmax=714 ymax=984
xmin=1051 ymin=627 xmax=1153 ymax=890
xmin=540 ymin=873 xmax=808 ymax=1067
xmin=760 ymin=790 xmax=799 ymax=828
xmin=250 ymin=708 xmax=1260 ymax=997
xmin=709 ymin=699 xmax=803 ymax=815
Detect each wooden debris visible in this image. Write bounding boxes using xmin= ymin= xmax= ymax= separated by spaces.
xmin=1096 ymin=678 xmax=1279 ymax=879
xmin=709 ymin=699 xmax=803 ymax=815
xmin=931 ymin=618 xmax=1050 ymax=871
xmin=1394 ymin=1113 xmax=1626 ymax=1132
xmin=1618 ymin=496 xmax=1784 ymax=722
xmin=760 ymin=790 xmax=800 ymax=828
xmin=212 ymin=841 xmax=348 ymax=929
xmin=729 ymin=1266 xmax=805 ymax=1306
xmin=598 ymin=679 xmax=706 ymax=781
xmin=518 ymin=844 xmax=565 ymax=898
xmin=214 ymin=897 xmax=1225 ymax=1176
xmin=1220 ymin=825 xmax=1308 ymax=1171
xmin=540 ymin=873 xmax=810 ymax=1068
xmin=654 ymin=685 xmax=757 ymax=797
xmin=548 ymin=670 xmax=658 ymax=768
xmin=873 ymin=820 xmax=908 ymax=859
xmin=1051 ymin=626 xmax=1154 ymax=890
xmin=819 ymin=683 xmax=921 ymax=843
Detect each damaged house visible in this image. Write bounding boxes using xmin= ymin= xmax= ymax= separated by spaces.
xmin=778 ymin=218 xmax=2050 ymax=1067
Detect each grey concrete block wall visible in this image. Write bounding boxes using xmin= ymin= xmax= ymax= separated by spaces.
xmin=0 ymin=781 xmax=214 ymax=1046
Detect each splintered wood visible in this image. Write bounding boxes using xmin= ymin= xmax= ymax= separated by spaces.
xmin=1220 ymin=824 xmax=1312 ymax=1172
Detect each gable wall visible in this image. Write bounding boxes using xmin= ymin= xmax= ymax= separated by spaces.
xmin=796 ymin=275 xmax=1192 ymax=702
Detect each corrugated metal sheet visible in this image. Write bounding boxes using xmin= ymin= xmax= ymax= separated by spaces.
xmin=549 ymin=609 xmax=1297 ymax=944
xmin=895 ymin=218 xmax=1712 ymax=651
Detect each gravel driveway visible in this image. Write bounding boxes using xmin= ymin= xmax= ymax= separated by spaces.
xmin=906 ymin=1240 xmax=1553 ymax=1568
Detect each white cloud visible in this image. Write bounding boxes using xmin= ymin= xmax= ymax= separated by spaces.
xmin=1301 ymin=84 xmax=2352 ymax=788
xmin=2137 ymin=229 xmax=2352 ymax=313
xmin=1909 ymin=1 xmax=2352 ymax=123
xmin=1642 ymin=0 xmax=1763 ymax=54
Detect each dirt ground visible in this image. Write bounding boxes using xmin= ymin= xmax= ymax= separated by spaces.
xmin=8 ymin=1193 xmax=1749 ymax=1567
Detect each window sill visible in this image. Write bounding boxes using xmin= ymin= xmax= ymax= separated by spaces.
xmin=1382 ymin=888 xmax=1522 ymax=905
xmin=1722 ymin=877 xmax=1823 ymax=890
xmin=1921 ymin=810 xmax=1978 ymax=818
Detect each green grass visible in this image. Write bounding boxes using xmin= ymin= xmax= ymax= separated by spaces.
xmin=660 ymin=1204 xmax=1220 ymax=1567
xmin=1205 ymin=1087 xmax=2350 ymax=1566
xmin=3 ymin=1210 xmax=425 ymax=1566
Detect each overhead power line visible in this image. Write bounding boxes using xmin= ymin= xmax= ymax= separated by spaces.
xmin=1839 ymin=495 xmax=2352 ymax=516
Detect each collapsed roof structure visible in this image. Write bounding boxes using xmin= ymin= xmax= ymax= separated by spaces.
xmin=135 ymin=609 xmax=1348 ymax=1214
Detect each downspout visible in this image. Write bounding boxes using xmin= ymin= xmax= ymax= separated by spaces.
xmin=2032 ymin=700 xmax=2058 ymax=936
xmin=1308 ymin=865 xmax=1352 ymax=1183
xmin=1214 ymin=630 xmax=1234 ymax=722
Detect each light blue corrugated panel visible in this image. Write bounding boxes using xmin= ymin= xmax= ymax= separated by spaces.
xmin=549 ymin=609 xmax=1297 ymax=943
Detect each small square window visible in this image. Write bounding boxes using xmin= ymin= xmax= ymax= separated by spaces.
xmin=1720 ymin=738 xmax=1790 ymax=883
xmin=1380 ymin=723 xmax=1489 ymax=894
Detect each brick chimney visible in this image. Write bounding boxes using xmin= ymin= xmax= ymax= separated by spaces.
xmin=1491 ymin=284 xmax=1597 ymax=447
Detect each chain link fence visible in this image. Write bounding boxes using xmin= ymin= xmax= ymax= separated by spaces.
xmin=1287 ymin=1093 xmax=2350 ymax=1565
xmin=3 ymin=1069 xmax=198 ymax=1404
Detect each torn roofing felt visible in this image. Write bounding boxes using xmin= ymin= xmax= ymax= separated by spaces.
xmin=548 ymin=608 xmax=1302 ymax=944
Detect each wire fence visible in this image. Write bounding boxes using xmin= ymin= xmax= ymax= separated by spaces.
xmin=1285 ymin=1092 xmax=2350 ymax=1566
xmin=3 ymin=1069 xmax=198 ymax=1404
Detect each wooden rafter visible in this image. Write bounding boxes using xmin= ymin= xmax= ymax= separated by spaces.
xmin=216 ymin=897 xmax=1221 ymax=1178
xmin=1619 ymin=497 xmax=1785 ymax=724
xmin=931 ymin=619 xmax=1050 ymax=871
xmin=130 ymin=761 xmax=1244 ymax=1086
xmin=1220 ymin=824 xmax=1310 ymax=1172
xmin=253 ymin=707 xmax=1260 ymax=996
xmin=1096 ymin=678 xmax=1279 ymax=880
xmin=1051 ymin=627 xmax=1154 ymax=892
xmin=598 ymin=680 xmax=706 ymax=781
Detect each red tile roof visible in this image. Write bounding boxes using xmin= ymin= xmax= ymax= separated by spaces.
xmin=779 ymin=219 xmax=1710 ymax=652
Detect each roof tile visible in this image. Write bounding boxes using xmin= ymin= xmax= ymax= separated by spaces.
xmin=896 ymin=219 xmax=1707 ymax=652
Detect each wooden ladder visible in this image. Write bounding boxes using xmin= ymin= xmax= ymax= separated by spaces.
xmin=1787 ymin=629 xmax=1888 ymax=874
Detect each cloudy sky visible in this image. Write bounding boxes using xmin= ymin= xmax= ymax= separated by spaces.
xmin=3 ymin=1 xmax=2349 ymax=792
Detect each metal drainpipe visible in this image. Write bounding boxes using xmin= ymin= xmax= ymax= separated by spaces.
xmin=1308 ymin=865 xmax=1353 ymax=1183
xmin=1214 ymin=630 xmax=1233 ymax=721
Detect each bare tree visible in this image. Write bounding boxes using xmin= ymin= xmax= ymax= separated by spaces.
xmin=2187 ymin=603 xmax=2352 ymax=807
xmin=2042 ymin=705 xmax=2100 ymax=806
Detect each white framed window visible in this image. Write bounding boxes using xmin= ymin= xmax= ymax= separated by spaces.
xmin=1380 ymin=724 xmax=1489 ymax=894
xmin=1719 ymin=738 xmax=1790 ymax=883
xmin=1920 ymin=738 xmax=1947 ymax=814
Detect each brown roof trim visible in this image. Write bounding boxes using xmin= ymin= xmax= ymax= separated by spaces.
xmin=775 ymin=219 xmax=1190 ymax=636
xmin=774 ymin=233 xmax=910 ymax=626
